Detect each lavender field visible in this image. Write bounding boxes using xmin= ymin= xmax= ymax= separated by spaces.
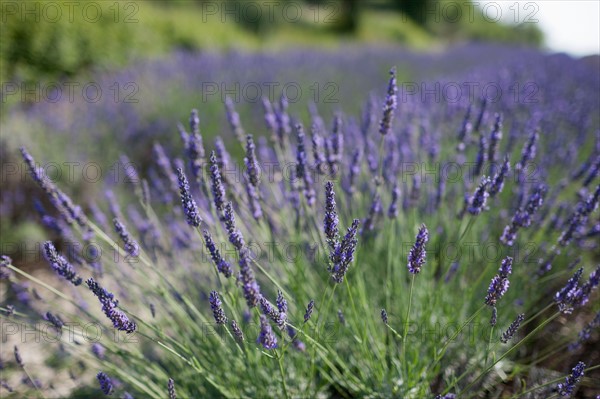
xmin=1 ymin=3 xmax=600 ymax=398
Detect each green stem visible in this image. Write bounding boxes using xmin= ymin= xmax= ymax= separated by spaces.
xmin=461 ymin=312 xmax=560 ymax=395
xmin=276 ymin=351 xmax=290 ymax=399
xmin=402 ymin=274 xmax=416 ymax=377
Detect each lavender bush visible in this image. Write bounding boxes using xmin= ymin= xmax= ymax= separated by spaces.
xmin=1 ymin=46 xmax=599 ymax=398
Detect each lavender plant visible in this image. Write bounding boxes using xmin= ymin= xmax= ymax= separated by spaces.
xmin=1 ymin=53 xmax=599 ymax=399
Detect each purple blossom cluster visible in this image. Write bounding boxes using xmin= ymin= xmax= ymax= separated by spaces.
xmin=87 ymin=278 xmax=137 ymax=333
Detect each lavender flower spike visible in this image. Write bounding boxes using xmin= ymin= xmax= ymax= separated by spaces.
xmin=499 ymin=256 xmax=513 ymax=278
xmin=257 ymin=315 xmax=278 ymax=349
xmin=231 ymin=320 xmax=244 ymax=341
xmin=324 ymin=181 xmax=339 ymax=248
xmin=14 ymin=345 xmax=24 ymax=368
xmin=557 ymin=361 xmax=585 ymax=397
xmin=304 ymin=299 xmax=315 ymax=323
xmin=379 ymin=66 xmax=398 ymax=136
xmin=209 ymin=291 xmax=227 ymax=325
xmin=276 ymin=290 xmax=288 ymax=314
xmin=92 ymin=343 xmax=105 ymax=359
xmin=238 ymin=249 xmax=260 ymax=307
xmin=43 ymin=242 xmax=82 ymax=286
xmin=203 ymin=230 xmax=233 ymax=277
xmin=113 ymin=218 xmax=140 ymax=258
xmin=97 ymin=372 xmax=114 ymax=395
xmin=489 ymin=155 xmax=510 ymax=197
xmin=487 ymin=113 xmax=503 ymax=165
xmin=381 ymin=309 xmax=389 ymax=324
xmin=168 ymin=377 xmax=177 ymax=399
xmin=500 ymin=313 xmax=525 ymax=343
xmin=407 ymin=224 xmax=429 ymax=274
xmin=388 ymin=182 xmax=400 ymax=218
xmin=224 ymin=202 xmax=244 ymax=251
xmin=468 ymin=176 xmax=491 ymax=215
xmin=209 ymin=151 xmax=226 ymax=215
xmin=87 ymin=278 xmax=136 ymax=333
xmin=330 ymin=219 xmax=360 ymax=283
xmin=175 ymin=167 xmax=201 ymax=227
xmin=555 ymin=268 xmax=583 ymax=314
xmin=244 ymin=135 xmax=260 ymax=188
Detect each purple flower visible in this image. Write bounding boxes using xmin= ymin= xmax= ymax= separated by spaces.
xmin=555 ymin=268 xmax=584 ymax=314
xmin=501 ymin=313 xmax=525 ymax=343
xmin=262 ymin=97 xmax=277 ymax=135
xmin=346 ymin=149 xmax=362 ymax=196
xmin=245 ymin=179 xmax=263 ymax=221
xmin=209 ymin=291 xmax=227 ymax=325
xmin=381 ymin=309 xmax=388 ymax=324
xmin=388 ymin=183 xmax=401 ymax=218
xmin=572 ymin=265 xmax=600 ymax=308
xmin=175 ymin=167 xmax=201 ymax=227
xmin=225 ymin=97 xmax=245 ymax=145
xmin=276 ymin=290 xmax=288 ymax=314
xmin=485 ymin=270 xmax=510 ymax=307
xmin=499 ymin=256 xmax=513 ymax=278
xmin=275 ymin=94 xmax=291 ymax=148
xmin=490 ymin=306 xmax=498 ymax=327
xmin=244 ymin=135 xmax=260 ymax=188
xmin=257 ymin=315 xmax=277 ymax=350
xmin=184 ymin=109 xmax=206 ymax=183
xmin=557 ymin=361 xmax=585 ymax=397
xmin=326 ymin=114 xmax=344 ymax=177
xmin=44 ymin=312 xmax=63 ymax=329
xmin=311 ymin=125 xmax=326 ymax=175
xmin=43 ymin=242 xmax=82 ymax=286
xmin=97 ymin=372 xmax=113 ymax=395
xmin=324 ymin=182 xmax=339 ymax=249
xmin=203 ymin=230 xmax=232 ymax=278
xmin=517 ymin=128 xmax=538 ymax=170
xmin=474 ymin=97 xmax=487 ymax=133
xmin=407 ymin=224 xmax=429 ymax=274
xmin=489 ymin=155 xmax=510 ymax=197
xmin=152 ymin=143 xmax=179 ymax=194
xmin=260 ymin=296 xmax=286 ymax=329
xmin=238 ymin=249 xmax=260 ymax=307
xmin=92 ymin=343 xmax=105 ymax=359
xmin=501 ymin=185 xmax=546 ymax=246
xmin=474 ymin=134 xmax=487 ymax=176
xmin=87 ymin=278 xmax=136 ymax=333
xmin=113 ymin=218 xmax=140 ymax=258
xmin=379 ymin=67 xmax=398 ymax=136
xmin=296 ymin=123 xmax=316 ymax=206
xmin=224 ymin=202 xmax=244 ymax=251
xmin=362 ymin=194 xmax=382 ymax=234
xmin=330 ymin=219 xmax=360 ymax=283
xmin=168 ymin=377 xmax=176 ymax=399
xmin=487 ymin=113 xmax=503 ymax=165
xmin=467 ymin=177 xmax=491 ymax=215
xmin=209 ymin=151 xmax=226 ymax=215
xmin=231 ymin=320 xmax=244 ymax=341
xmin=559 ymin=185 xmax=600 ymax=246
xmin=14 ymin=345 xmax=24 ymax=368
xmin=304 ymin=299 xmax=315 ymax=323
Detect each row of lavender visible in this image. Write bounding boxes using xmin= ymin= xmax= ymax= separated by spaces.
xmin=1 ymin=46 xmax=599 ymax=397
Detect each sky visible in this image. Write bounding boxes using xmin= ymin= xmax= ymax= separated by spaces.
xmin=479 ymin=1 xmax=600 ymax=56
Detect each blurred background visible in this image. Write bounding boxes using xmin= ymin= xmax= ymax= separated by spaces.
xmin=0 ymin=0 xmax=598 ymax=260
